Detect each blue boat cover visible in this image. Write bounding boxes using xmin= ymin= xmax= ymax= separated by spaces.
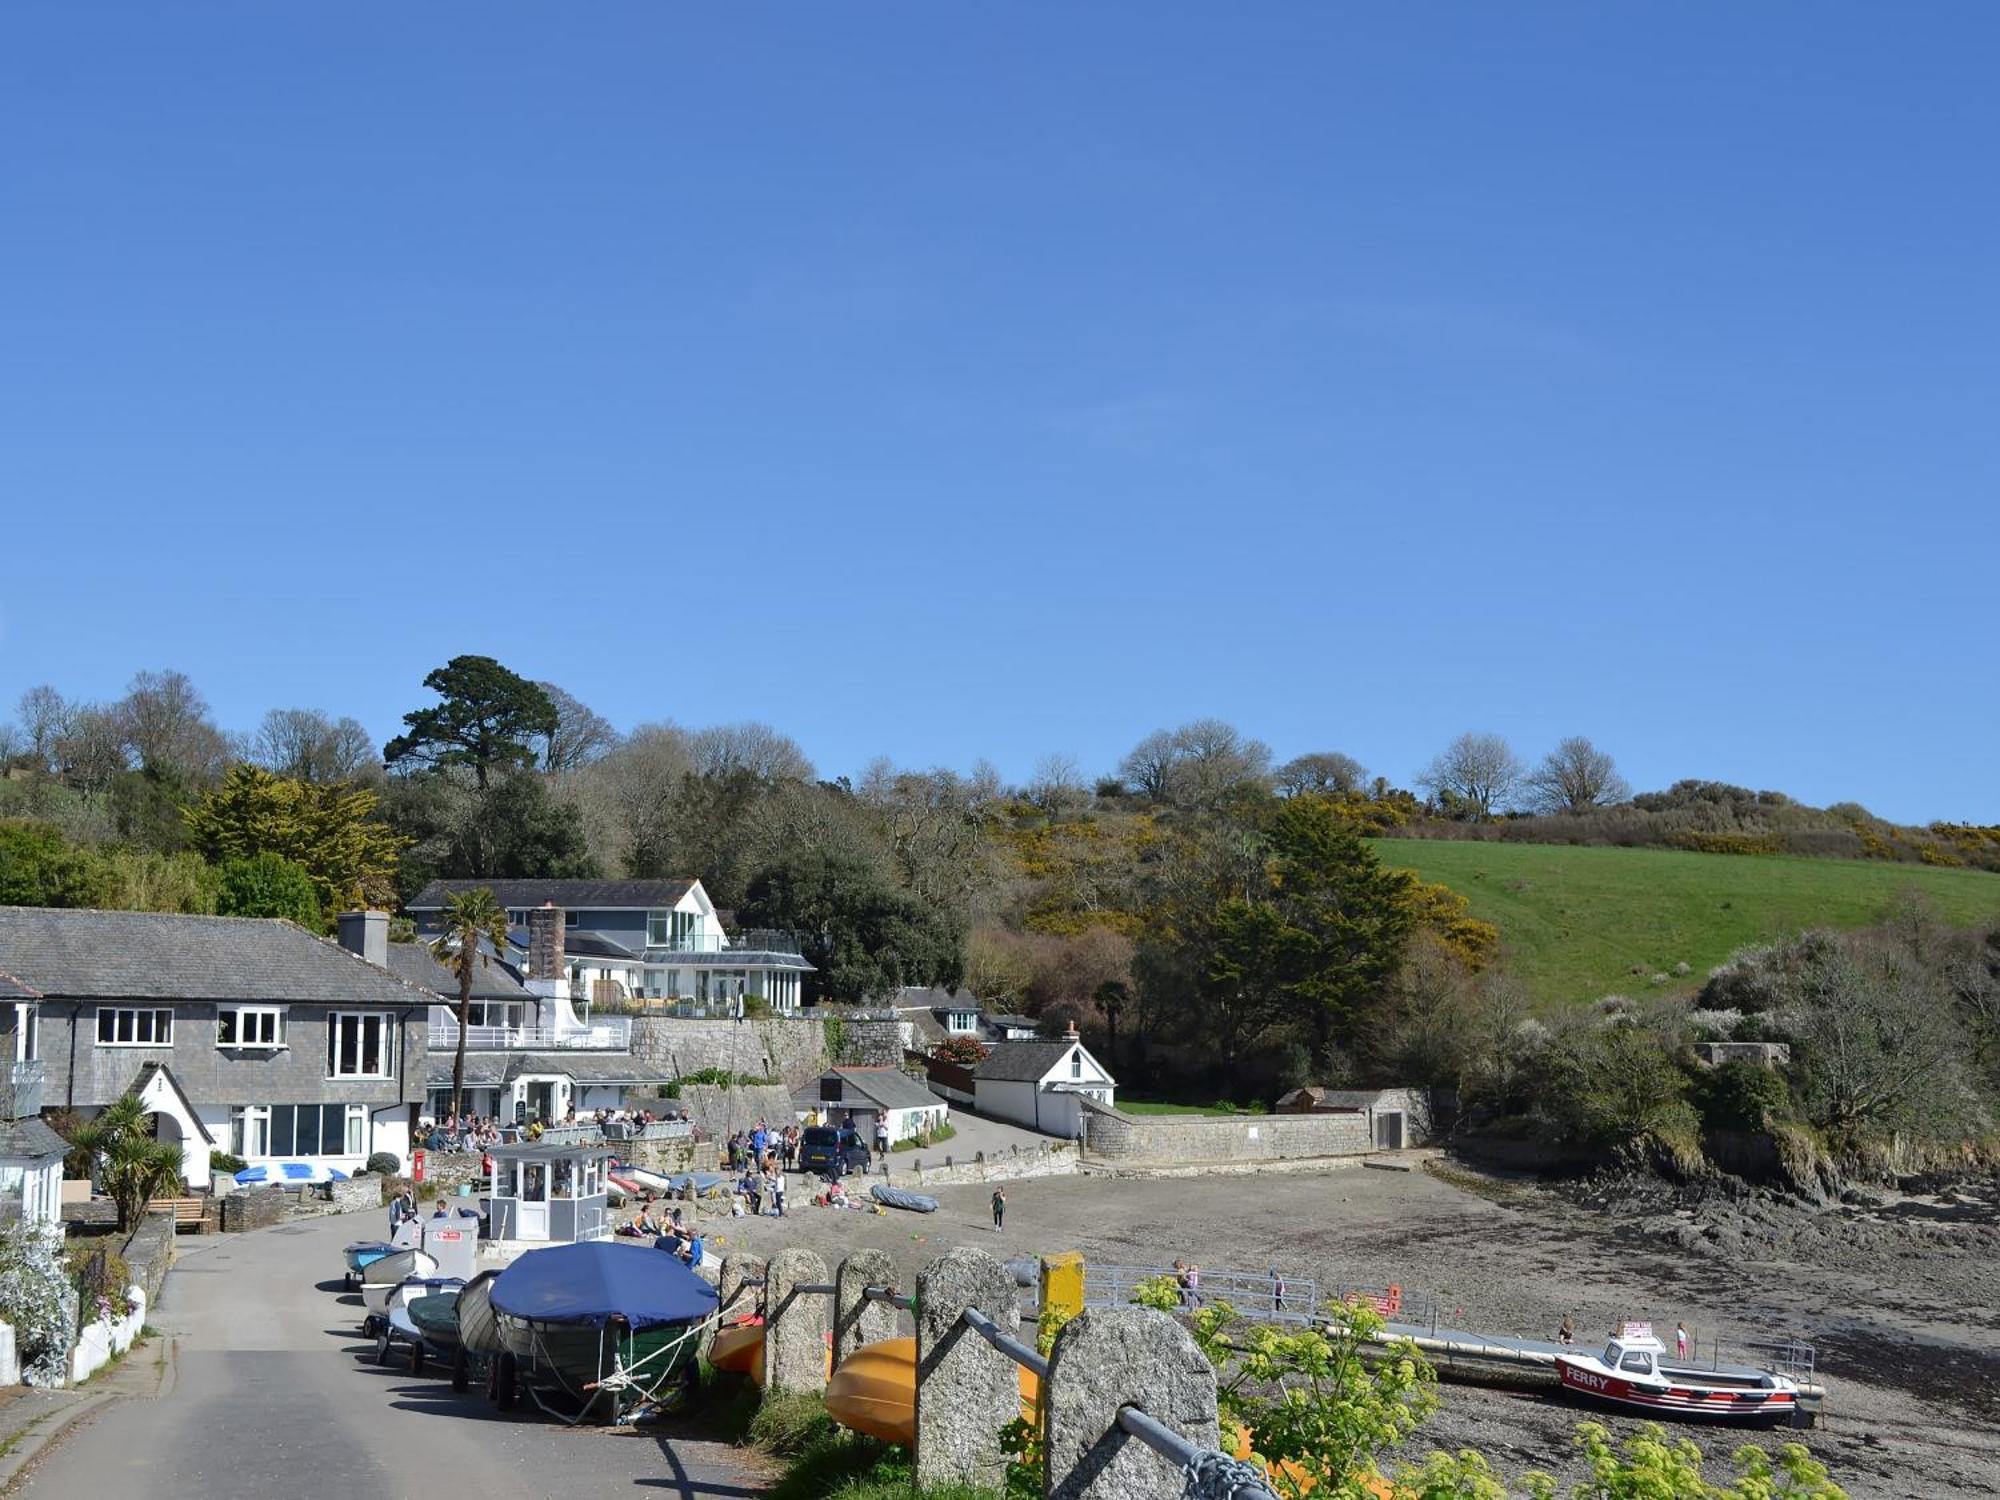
xmin=490 ymin=1241 xmax=719 ymax=1330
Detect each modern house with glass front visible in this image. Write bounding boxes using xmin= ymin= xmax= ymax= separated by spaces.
xmin=407 ymin=878 xmax=813 ymax=1014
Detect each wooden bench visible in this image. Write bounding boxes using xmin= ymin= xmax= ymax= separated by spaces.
xmin=149 ymin=1197 xmax=217 ymax=1233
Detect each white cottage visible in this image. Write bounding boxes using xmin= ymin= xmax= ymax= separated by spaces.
xmin=2 ymin=968 xmax=66 ymax=1225
xmin=970 ymin=1026 xmax=1115 ymax=1138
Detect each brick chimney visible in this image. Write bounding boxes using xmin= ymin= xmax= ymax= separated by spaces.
xmin=336 ymin=910 xmax=389 ymax=968
xmin=526 ymin=903 xmax=566 ymax=983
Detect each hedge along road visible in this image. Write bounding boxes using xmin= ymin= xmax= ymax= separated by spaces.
xmin=16 ymin=1211 xmax=772 ymax=1500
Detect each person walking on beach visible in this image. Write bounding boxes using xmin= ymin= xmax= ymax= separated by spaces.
xmin=991 ymin=1188 xmax=1005 ymax=1232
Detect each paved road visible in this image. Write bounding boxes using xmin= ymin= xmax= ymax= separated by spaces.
xmin=18 ymin=1214 xmax=770 ymax=1500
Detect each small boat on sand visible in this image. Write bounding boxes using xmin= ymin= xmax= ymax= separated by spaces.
xmin=487 ymin=1240 xmax=718 ymax=1421
xmin=1555 ymin=1324 xmax=1801 ymax=1427
xmin=870 ymin=1184 xmax=938 ymax=1214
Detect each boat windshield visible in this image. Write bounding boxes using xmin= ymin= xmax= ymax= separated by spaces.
xmin=1619 ymin=1350 xmax=1655 ymax=1374
xmin=1602 ymin=1343 xmax=1620 ymax=1366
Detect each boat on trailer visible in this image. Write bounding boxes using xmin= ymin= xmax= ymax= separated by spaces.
xmin=1555 ymin=1324 xmax=1802 ymax=1427
xmin=486 ymin=1240 xmax=717 ymax=1422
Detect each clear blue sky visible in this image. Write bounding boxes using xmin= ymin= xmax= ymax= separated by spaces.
xmin=3 ymin=6 xmax=1995 ymax=824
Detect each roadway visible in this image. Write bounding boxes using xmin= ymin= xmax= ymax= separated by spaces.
xmin=16 ymin=1212 xmax=770 ymax=1500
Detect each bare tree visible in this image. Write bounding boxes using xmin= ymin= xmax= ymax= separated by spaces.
xmin=1275 ymin=751 xmax=1369 ymax=797
xmin=118 ymin=669 xmax=232 ymax=784
xmin=687 ymin=722 xmax=814 ymax=782
xmin=1117 ymin=729 xmax=1179 ymax=800
xmin=1118 ymin=719 xmax=1272 ymax=808
xmin=254 ymin=707 xmax=379 ymax=782
xmin=1523 ymin=736 xmax=1630 ymax=815
xmin=537 ymin=683 xmax=620 ymax=774
xmin=53 ymin=703 xmax=133 ymax=794
xmin=1416 ymin=732 xmax=1523 ymax=820
xmin=1025 ymin=753 xmax=1091 ymax=817
xmin=16 ymin=685 xmax=72 ymax=771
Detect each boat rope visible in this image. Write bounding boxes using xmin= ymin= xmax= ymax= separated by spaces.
xmin=1180 ymin=1450 xmax=1284 ymax=1500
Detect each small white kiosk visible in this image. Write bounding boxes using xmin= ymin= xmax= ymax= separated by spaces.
xmin=484 ymin=1140 xmax=613 ymax=1245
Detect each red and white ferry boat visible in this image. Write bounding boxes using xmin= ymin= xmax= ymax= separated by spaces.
xmin=1555 ymin=1323 xmax=1801 ymax=1427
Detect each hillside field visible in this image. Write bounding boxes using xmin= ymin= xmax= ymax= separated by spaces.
xmin=1373 ymin=838 xmax=2000 ymax=1005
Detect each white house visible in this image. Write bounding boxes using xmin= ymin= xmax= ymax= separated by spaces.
xmin=970 ymin=1026 xmax=1115 ymax=1138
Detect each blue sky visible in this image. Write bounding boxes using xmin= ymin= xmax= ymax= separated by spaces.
xmin=3 ymin=6 xmax=1995 ymax=823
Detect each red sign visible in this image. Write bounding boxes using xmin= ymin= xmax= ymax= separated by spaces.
xmin=412 ymin=1148 xmax=427 ymax=1183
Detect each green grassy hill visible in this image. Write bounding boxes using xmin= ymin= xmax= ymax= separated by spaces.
xmin=1373 ymin=838 xmax=2000 ymax=1005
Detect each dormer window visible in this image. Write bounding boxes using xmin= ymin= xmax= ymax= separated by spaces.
xmin=218 ymin=1006 xmax=286 ymax=1048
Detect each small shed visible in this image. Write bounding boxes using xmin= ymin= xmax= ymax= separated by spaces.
xmin=484 ymin=1139 xmax=613 ymax=1245
xmin=795 ymin=1067 xmax=948 ymax=1145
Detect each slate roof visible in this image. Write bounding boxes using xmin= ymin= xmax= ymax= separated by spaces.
xmin=895 ymin=1007 xmax=948 ymax=1045
xmin=807 ymin=1066 xmax=942 ymax=1112
xmin=563 ymin=932 xmax=638 ymax=961
xmin=986 ymin=1014 xmax=1039 ymax=1031
xmin=425 ymin=1052 xmax=678 ymax=1088
xmin=0 ymin=1115 xmax=67 ymax=1164
xmin=385 ymin=943 xmax=533 ymax=1002
xmin=0 ymin=907 xmax=434 ymax=1006
xmin=407 ymin=879 xmax=696 ymax=911
xmin=896 ymin=985 xmax=981 ymax=1013
xmin=972 ymin=1040 xmax=1080 ymax=1083
xmin=0 ymin=967 xmax=41 ymax=1000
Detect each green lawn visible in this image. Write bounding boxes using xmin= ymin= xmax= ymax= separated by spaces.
xmin=1119 ymin=1099 xmax=1272 ymax=1117
xmin=1373 ymin=838 xmax=2000 ymax=1005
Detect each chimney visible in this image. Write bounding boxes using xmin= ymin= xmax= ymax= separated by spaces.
xmin=337 ymin=910 xmax=389 ymax=969
xmin=527 ymin=903 xmax=566 ymax=984
xmin=1063 ymin=1018 xmax=1079 ymax=1040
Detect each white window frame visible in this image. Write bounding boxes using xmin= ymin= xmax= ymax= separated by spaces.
xmin=95 ymin=1007 xmax=174 ymax=1047
xmin=345 ymin=1104 xmax=368 ymax=1156
xmin=231 ymin=1104 xmax=271 ymax=1158
xmin=12 ymin=1003 xmax=36 ymax=1062
xmin=326 ymin=1011 xmax=396 ymax=1080
xmin=646 ymin=909 xmax=670 ymax=946
xmin=217 ymin=1005 xmax=287 ymax=1049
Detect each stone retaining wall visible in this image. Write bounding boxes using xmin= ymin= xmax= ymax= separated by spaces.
xmin=881 ymin=1142 xmax=1079 ymax=1190
xmin=627 ymin=1017 xmax=831 ymax=1089
xmin=1082 ymin=1102 xmax=1372 ymax=1162
xmin=680 ymin=1083 xmax=797 ymax=1140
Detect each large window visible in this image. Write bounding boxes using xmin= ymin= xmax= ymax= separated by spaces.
xmin=96 ymin=1008 xmax=173 ymax=1046
xmin=327 ymin=1013 xmax=394 ymax=1079
xmin=235 ymin=1104 xmax=370 ymax=1158
xmin=217 ymin=1006 xmax=285 ymax=1048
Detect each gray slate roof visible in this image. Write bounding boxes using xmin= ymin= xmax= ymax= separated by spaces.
xmin=0 ymin=967 xmax=40 ymax=1000
xmin=0 ymin=908 xmax=433 ymax=1006
xmin=425 ymin=1052 xmax=677 ymax=1088
xmin=973 ymin=1040 xmax=1079 ymax=1083
xmin=385 ymin=943 xmax=532 ymax=1002
xmin=0 ymin=1115 xmax=69 ymax=1163
xmin=563 ymin=931 xmax=638 ymax=961
xmin=408 ymin=879 xmax=696 ymax=911
xmin=807 ymin=1066 xmax=943 ymax=1112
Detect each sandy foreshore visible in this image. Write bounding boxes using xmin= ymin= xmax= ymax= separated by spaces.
xmin=701 ymin=1156 xmax=2000 ymax=1497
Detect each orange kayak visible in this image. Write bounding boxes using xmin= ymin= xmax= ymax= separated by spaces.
xmin=709 ymin=1322 xmax=764 ymax=1377
xmin=823 ymin=1337 xmax=1039 ymax=1446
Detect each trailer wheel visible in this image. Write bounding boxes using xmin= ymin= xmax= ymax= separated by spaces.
xmin=491 ymin=1352 xmax=517 ymax=1411
xmin=343 ymin=1272 xmax=354 ymax=1291
xmin=450 ymin=1346 xmax=469 ymax=1393
xmin=411 ymin=1341 xmax=427 ymax=1377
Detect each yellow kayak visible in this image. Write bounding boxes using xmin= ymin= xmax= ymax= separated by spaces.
xmin=709 ymin=1322 xmax=763 ymax=1377
xmin=823 ymin=1337 xmax=1039 ymax=1447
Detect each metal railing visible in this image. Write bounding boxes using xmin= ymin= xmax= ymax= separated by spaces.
xmin=640 ymin=928 xmax=805 ymax=957
xmin=1 ymin=1060 xmax=44 ymax=1120
xmin=426 ymin=1013 xmax=632 ymax=1051
xmin=530 ymin=1120 xmax=692 ymax=1147
xmin=1083 ymin=1263 xmax=1320 ymax=1326
xmin=955 ymin=1304 xmax=1277 ymax=1500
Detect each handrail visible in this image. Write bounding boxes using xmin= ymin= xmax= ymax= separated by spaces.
xmin=1115 ymin=1406 xmax=1281 ymax=1500
xmin=955 ymin=1303 xmax=1280 ymax=1500
xmin=863 ymin=1284 xmax=914 ymax=1311
xmin=959 ymin=1305 xmax=1048 ymax=1380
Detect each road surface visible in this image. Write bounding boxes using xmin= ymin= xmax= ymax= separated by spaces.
xmin=17 ymin=1212 xmax=770 ymax=1500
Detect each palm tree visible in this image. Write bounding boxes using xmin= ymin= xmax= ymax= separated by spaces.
xmin=430 ymin=887 xmax=510 ymax=1121
xmin=71 ymin=1096 xmax=187 ymax=1233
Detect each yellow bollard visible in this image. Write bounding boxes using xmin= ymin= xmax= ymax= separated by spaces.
xmin=1039 ymin=1251 xmax=1085 ymax=1330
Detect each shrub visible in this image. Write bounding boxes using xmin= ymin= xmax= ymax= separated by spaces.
xmin=215 ymin=851 xmax=322 ymax=927
xmin=1693 ymin=1061 xmax=1793 ymax=1132
xmin=65 ymin=1241 xmax=135 ymax=1321
xmin=364 ymin=1151 xmax=402 ymax=1176
xmin=0 ymin=1221 xmax=77 ymax=1384
xmin=209 ymin=1149 xmax=248 ymax=1174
